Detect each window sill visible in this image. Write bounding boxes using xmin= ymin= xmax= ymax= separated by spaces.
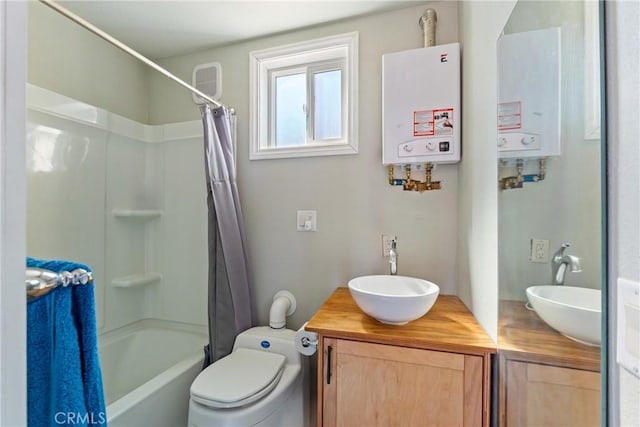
xmin=249 ymin=140 xmax=358 ymax=160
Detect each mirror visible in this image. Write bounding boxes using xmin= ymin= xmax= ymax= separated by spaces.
xmin=497 ymin=1 xmax=604 ymax=425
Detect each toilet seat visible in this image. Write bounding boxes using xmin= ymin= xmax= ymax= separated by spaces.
xmin=190 ymin=348 xmax=286 ymax=409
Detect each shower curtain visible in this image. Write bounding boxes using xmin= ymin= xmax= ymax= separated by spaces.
xmin=201 ymin=104 xmax=254 ymax=365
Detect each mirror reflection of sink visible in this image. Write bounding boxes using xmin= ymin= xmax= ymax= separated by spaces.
xmin=526 ymin=285 xmax=601 ymax=346
xmin=347 ymin=275 xmax=439 ymax=325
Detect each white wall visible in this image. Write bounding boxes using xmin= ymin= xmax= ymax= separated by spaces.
xmin=606 ymin=1 xmax=640 ymax=425
xmin=27 ymin=1 xmax=150 ymax=124
xmin=497 ymin=1 xmax=602 ymax=302
xmin=457 ymin=1 xmax=515 ymax=341
xmin=0 ymin=1 xmax=27 ymax=425
xmin=149 ymin=2 xmax=462 ymax=328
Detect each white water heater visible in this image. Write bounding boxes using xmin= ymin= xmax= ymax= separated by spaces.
xmin=382 ymin=42 xmax=461 ymax=165
xmin=497 ymin=27 xmax=561 ymax=159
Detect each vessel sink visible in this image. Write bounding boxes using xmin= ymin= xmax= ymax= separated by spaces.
xmin=347 ymin=275 xmax=440 ymax=325
xmin=526 ymin=285 xmax=601 ymax=346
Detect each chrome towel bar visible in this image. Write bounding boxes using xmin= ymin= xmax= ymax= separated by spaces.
xmin=26 ymin=267 xmax=93 ymax=301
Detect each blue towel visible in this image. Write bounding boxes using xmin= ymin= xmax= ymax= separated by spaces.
xmin=27 ymin=257 xmax=106 ymax=427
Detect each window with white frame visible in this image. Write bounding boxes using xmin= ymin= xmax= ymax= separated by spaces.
xmin=250 ymin=32 xmax=358 ymax=160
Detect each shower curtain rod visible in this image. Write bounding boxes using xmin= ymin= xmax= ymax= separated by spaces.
xmin=39 ymin=0 xmax=232 ymax=112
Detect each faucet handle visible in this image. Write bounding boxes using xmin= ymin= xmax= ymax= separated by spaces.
xmin=553 ymin=243 xmax=571 ymax=261
xmin=567 ymin=255 xmax=582 ymax=272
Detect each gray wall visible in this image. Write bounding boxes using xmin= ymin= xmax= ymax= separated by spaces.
xmin=26 ymin=0 xmax=512 ymax=340
xmin=19 ymin=0 xmax=640 ymax=422
xmin=149 ymin=2 xmax=464 ymax=329
xmin=28 ymin=1 xmax=150 ymax=123
xmin=497 ymin=0 xmax=602 ymax=301
xmin=458 ymin=0 xmax=516 ymax=341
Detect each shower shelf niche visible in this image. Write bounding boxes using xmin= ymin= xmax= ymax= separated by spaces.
xmin=111 ymin=273 xmax=162 ymax=289
xmin=112 ymin=209 xmax=162 ymax=221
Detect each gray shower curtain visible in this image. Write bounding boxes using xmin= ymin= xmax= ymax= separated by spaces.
xmin=201 ymin=104 xmax=254 ymax=365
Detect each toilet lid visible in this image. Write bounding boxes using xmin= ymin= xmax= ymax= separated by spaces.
xmin=191 ymin=348 xmax=286 ymax=409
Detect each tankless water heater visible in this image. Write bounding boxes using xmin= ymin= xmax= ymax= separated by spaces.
xmin=382 ymin=42 xmax=461 ymax=165
xmin=497 ymin=27 xmax=561 ymax=159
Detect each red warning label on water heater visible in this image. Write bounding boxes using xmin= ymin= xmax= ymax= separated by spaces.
xmin=497 ymin=101 xmax=522 ymax=130
xmin=413 ymin=108 xmax=454 ymax=137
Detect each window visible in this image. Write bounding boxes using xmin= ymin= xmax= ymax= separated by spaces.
xmin=250 ymin=32 xmax=358 ymax=160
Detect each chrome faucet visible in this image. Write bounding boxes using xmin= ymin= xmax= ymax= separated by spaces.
xmin=552 ymin=243 xmax=582 ymax=285
xmin=389 ymin=238 xmax=398 ymax=276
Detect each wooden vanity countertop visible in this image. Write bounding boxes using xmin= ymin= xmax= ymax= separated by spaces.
xmin=499 ymin=300 xmax=601 ymax=372
xmin=305 ymin=287 xmax=496 ymax=356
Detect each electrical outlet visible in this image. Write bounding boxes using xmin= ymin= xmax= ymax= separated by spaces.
xmin=382 ymin=235 xmax=396 ymax=257
xmin=530 ymin=238 xmax=549 ymax=263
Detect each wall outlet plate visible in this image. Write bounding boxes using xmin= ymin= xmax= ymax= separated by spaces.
xmin=530 ymin=238 xmax=549 ymax=263
xmin=382 ymin=234 xmax=396 ymax=257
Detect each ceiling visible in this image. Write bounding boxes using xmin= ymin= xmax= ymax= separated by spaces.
xmin=56 ymin=1 xmax=425 ymax=59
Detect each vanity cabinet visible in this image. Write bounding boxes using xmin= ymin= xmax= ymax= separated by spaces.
xmin=306 ymin=288 xmax=496 ymax=427
xmin=503 ymin=361 xmax=599 ymax=427
xmin=321 ymin=338 xmax=484 ymax=426
xmin=498 ymin=301 xmax=601 ymax=427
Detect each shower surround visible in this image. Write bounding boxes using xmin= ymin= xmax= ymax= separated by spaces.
xmin=26 ymin=84 xmax=209 ymax=424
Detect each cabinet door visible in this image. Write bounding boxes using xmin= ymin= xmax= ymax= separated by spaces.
xmin=321 ymin=338 xmax=483 ymax=427
xmin=505 ymin=361 xmax=600 ymax=426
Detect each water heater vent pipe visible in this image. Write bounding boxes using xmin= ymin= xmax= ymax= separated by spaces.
xmin=417 ymin=8 xmax=442 ymax=192
xmin=419 ymin=9 xmax=437 ymax=48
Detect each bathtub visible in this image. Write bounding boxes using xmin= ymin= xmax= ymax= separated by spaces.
xmin=98 ymin=319 xmax=208 ymax=427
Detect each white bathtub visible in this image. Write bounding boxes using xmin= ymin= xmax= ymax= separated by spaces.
xmin=99 ymin=319 xmax=208 ymax=427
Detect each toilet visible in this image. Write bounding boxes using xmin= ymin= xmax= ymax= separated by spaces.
xmin=188 ymin=292 xmax=309 ymax=427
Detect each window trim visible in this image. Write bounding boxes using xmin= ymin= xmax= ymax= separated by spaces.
xmin=249 ymin=32 xmax=359 ymax=160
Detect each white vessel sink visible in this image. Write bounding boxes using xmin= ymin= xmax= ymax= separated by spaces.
xmin=348 ymin=275 xmax=440 ymax=325
xmin=526 ymin=285 xmax=601 ymax=346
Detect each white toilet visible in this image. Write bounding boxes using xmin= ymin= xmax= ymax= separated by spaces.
xmin=188 ymin=292 xmax=309 ymax=427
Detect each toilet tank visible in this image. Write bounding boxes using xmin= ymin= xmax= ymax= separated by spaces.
xmin=233 ymin=326 xmax=300 ymax=363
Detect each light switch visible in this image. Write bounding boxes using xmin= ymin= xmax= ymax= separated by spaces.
xmin=296 ymin=210 xmax=317 ymax=232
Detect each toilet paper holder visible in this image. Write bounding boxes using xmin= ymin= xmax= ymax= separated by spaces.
xmin=301 ymin=335 xmax=317 ymax=348
xmin=296 ymin=322 xmax=318 ymax=356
